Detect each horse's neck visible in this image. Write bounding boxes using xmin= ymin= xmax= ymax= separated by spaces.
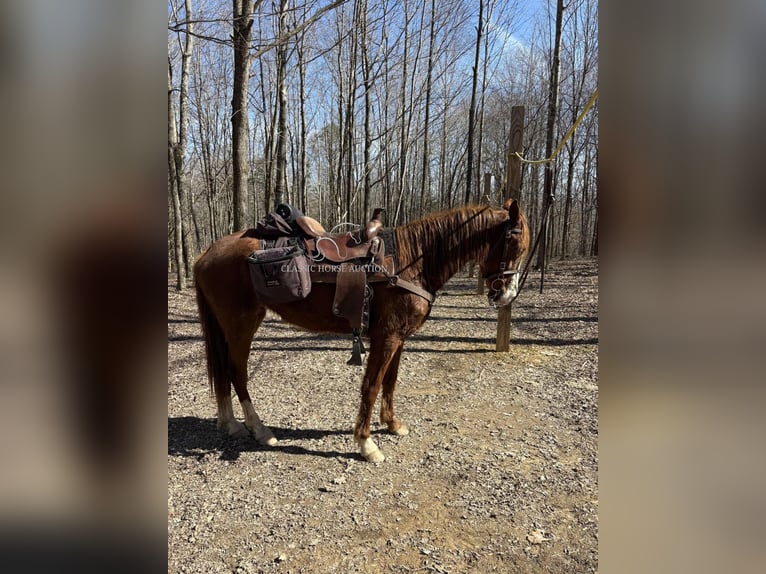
xmin=397 ymin=208 xmax=501 ymax=293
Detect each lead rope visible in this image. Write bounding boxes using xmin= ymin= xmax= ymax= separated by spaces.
xmin=512 ymin=197 xmax=554 ymax=303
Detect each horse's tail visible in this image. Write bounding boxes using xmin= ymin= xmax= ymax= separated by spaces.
xmin=195 ymin=278 xmax=229 ymax=398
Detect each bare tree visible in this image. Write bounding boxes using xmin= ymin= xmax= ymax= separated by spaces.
xmin=536 ymin=0 xmax=564 ymax=278
xmin=416 ymin=0 xmax=437 ymax=217
xmin=359 ymin=0 xmax=373 ymax=218
xmin=232 ymin=0 xmax=256 ymax=230
xmin=168 ymin=59 xmax=186 ymax=290
xmin=295 ymin=2 xmax=309 ymax=211
xmin=464 ymin=0 xmax=484 ymax=206
xmin=273 ymin=0 xmax=290 ymax=208
xmin=168 ymin=0 xmax=196 ymax=287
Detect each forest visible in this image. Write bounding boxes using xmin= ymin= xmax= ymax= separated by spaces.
xmin=168 ymin=0 xmax=598 ymax=288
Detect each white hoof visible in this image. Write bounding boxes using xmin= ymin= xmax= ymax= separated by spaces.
xmin=392 ymin=423 xmax=409 ymax=436
xmin=240 ymin=400 xmax=277 ymax=446
xmin=256 ymin=432 xmax=278 ymax=447
xmin=250 ymin=425 xmax=278 ymax=446
xmin=366 ymin=448 xmax=385 ymax=463
xmin=356 ymin=437 xmax=385 ymax=462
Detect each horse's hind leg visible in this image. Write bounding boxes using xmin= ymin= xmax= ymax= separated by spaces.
xmin=227 ymin=307 xmax=278 ymax=446
xmin=379 ymin=342 xmax=409 ymax=436
xmin=216 ymin=391 xmax=248 ymax=439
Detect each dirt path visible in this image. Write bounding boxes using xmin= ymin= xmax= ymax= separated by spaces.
xmin=168 ymin=257 xmax=598 ymax=573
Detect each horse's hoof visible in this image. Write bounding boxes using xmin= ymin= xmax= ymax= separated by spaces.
xmin=364 ymin=448 xmax=385 ymax=463
xmin=391 ymin=423 xmax=409 ymax=436
xmin=258 ymin=434 xmax=278 ymax=447
xmin=225 ymin=420 xmax=249 ymax=439
xmin=357 ymin=437 xmax=385 ymax=462
xmin=253 ymin=427 xmax=278 ymax=446
xmin=388 ymin=420 xmax=410 ymax=436
xmin=362 ymin=449 xmax=386 ymax=462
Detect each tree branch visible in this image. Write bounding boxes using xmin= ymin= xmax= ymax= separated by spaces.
xmin=250 ymin=0 xmax=349 ymax=59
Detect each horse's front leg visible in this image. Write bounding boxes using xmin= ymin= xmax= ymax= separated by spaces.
xmin=354 ymin=335 xmax=402 ymax=462
xmin=379 ymin=342 xmax=409 ymax=436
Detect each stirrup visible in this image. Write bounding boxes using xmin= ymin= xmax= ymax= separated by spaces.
xmin=347 ymin=329 xmax=365 ymax=366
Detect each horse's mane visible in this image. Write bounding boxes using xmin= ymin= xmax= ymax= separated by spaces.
xmin=395 ymin=205 xmax=507 ymax=293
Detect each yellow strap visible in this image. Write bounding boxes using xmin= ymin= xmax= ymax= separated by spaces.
xmin=514 ymin=88 xmax=598 ymax=165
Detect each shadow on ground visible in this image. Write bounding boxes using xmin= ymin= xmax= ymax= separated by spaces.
xmin=168 ymin=416 xmax=359 ymax=462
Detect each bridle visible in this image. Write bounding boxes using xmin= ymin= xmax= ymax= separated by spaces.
xmin=483 ymin=218 xmax=524 ymax=300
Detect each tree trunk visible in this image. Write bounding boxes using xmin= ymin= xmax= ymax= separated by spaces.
xmin=591 ymin=209 xmax=598 ymax=256
xmin=297 ymin=5 xmax=308 ymax=212
xmin=273 ymin=0 xmax=289 ymax=207
xmin=580 ymin=144 xmax=592 ymax=256
xmin=439 ymin=80 xmax=448 ymax=209
xmin=169 ymin=0 xmax=195 ymax=279
xmin=465 ymin=0 xmax=484 ymax=205
xmin=176 ymin=0 xmax=195 ymax=273
xmin=232 ymin=0 xmax=254 ymax=230
xmin=536 ymin=0 xmax=564 ymax=286
xmin=360 ymin=0 xmax=372 ymax=219
xmin=191 ymin=46 xmax=217 ymax=246
xmin=591 ymin=146 xmax=599 ymax=256
xmin=419 ymin=0 xmax=436 ymax=217
xmin=168 ymin=61 xmax=185 ymax=290
xmin=343 ymin=2 xmax=358 ymax=221
xmin=476 ymin=0 xmax=493 ymax=203
xmin=258 ymin=18 xmax=274 ymax=216
xmin=380 ymin=0 xmax=392 ymax=216
xmin=393 ymin=0 xmax=411 ymax=225
xmin=561 ymin=142 xmax=575 ymax=257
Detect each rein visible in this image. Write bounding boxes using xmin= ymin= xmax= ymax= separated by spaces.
xmin=511 ymin=195 xmax=554 ymax=301
xmin=375 ymin=229 xmax=435 ymax=305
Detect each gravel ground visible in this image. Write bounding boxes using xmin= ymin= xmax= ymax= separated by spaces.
xmin=168 ymin=257 xmax=598 ymax=573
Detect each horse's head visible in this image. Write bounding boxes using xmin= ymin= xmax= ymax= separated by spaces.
xmin=481 ymin=199 xmax=530 ymax=308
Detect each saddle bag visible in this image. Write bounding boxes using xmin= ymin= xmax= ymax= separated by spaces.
xmin=247 ymin=244 xmax=312 ymax=304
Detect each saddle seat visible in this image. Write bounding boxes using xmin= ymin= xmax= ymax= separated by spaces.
xmin=294 ymin=215 xmax=327 ymax=237
xmin=298 ymin=208 xmax=385 ymax=264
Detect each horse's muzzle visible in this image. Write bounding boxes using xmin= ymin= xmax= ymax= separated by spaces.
xmin=487 ymin=273 xmax=519 ymax=308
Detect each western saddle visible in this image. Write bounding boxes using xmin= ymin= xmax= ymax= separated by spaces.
xmin=264 ymin=204 xmax=433 ymax=365
xmin=295 ymin=208 xmax=385 ymax=266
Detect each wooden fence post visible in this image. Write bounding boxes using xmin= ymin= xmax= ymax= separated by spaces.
xmin=496 ymin=106 xmax=524 ymax=351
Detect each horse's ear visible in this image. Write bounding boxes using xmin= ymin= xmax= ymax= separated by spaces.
xmin=503 ymin=198 xmax=519 ymax=220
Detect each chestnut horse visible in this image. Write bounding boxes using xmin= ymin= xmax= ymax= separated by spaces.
xmin=193 ymin=199 xmax=529 ymax=462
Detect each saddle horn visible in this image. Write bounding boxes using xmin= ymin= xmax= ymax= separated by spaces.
xmin=363 ymin=208 xmax=385 ymax=242
xmin=371 ymin=208 xmax=385 ymax=222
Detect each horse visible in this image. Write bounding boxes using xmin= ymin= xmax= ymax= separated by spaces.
xmin=193 ymin=199 xmax=529 ymax=462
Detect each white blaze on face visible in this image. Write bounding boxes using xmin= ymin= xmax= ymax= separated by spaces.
xmin=504 ymin=272 xmax=520 ymax=300
xmin=489 ymin=272 xmax=520 ymax=307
